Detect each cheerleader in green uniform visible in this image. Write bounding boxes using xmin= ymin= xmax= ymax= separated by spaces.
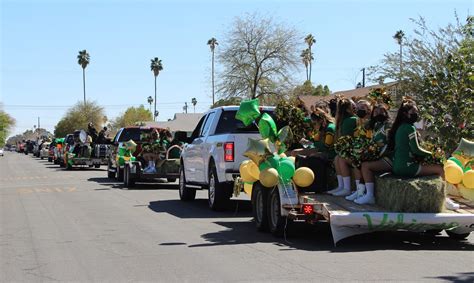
xmin=355 ymin=103 xmax=392 ymax=204
xmin=327 ymin=98 xmax=358 ymax=195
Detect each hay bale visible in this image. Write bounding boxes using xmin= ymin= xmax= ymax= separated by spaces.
xmin=375 ymin=174 xmax=445 ymax=213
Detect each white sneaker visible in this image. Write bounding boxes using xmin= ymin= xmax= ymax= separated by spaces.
xmin=445 ymin=198 xmax=460 ymax=210
xmin=327 ymin=187 xmax=343 ymax=194
xmin=354 ymin=193 xmax=375 ymax=205
xmin=333 ymin=188 xmax=351 ymax=197
xmin=345 ymin=190 xmax=359 ymax=201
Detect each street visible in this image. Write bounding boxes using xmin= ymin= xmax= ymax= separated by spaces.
xmin=1 ymin=152 xmax=473 ymax=282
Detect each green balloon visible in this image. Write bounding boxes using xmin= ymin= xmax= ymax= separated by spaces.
xmin=236 ymin=99 xmax=261 ymax=126
xmin=259 ymin=160 xmax=271 ymax=171
xmin=278 ymin=158 xmax=295 ymax=183
xmin=267 ymin=154 xmax=281 ymax=169
xmin=258 ymin=113 xmax=277 ymax=142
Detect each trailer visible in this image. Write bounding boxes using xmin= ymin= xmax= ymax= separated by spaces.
xmin=122 ymin=145 xmax=181 ymax=188
xmin=250 ymin=181 xmax=474 ymax=245
xmin=65 ymin=144 xmax=110 ymax=170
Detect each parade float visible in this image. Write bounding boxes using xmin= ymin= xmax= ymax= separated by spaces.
xmin=64 ymin=130 xmax=109 ymax=170
xmin=234 ymin=99 xmax=474 ymax=244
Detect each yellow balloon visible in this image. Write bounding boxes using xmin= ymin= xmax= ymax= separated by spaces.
xmin=243 ymin=182 xmax=253 ymax=195
xmin=259 ymin=168 xmax=279 ymax=188
xmin=458 ymin=184 xmax=474 ymax=201
xmin=288 ymin=156 xmax=296 ymax=163
xmin=293 ymin=167 xmax=315 ymax=188
xmin=462 ymin=170 xmax=474 ymax=189
xmin=279 ymin=153 xmax=287 ymax=158
xmin=247 ymin=161 xmax=260 ymax=180
xmin=444 ymin=164 xmax=463 ymax=184
xmin=444 ymin=160 xmax=457 ymax=167
xmin=240 ymin=162 xmax=257 ymax=183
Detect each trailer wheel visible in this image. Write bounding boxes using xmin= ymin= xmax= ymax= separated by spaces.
xmin=268 ymin=187 xmax=289 ymax=237
xmin=94 ymin=164 xmax=100 ymax=168
xmin=123 ymin=164 xmax=135 ymax=188
xmin=252 ymin=182 xmax=269 ymax=232
xmin=446 ymin=230 xmax=470 ymax=240
xmin=117 ymin=167 xmax=124 ymax=182
xmin=179 ymin=166 xmax=195 ymax=201
xmin=167 ymin=178 xmax=177 ymax=183
xmin=88 ymin=165 xmax=94 ymax=168
xmin=107 ymin=162 xmax=115 ymax=179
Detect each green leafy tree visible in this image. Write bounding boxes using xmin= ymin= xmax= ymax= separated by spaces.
xmin=0 ymin=110 xmax=15 ymax=147
xmin=211 ymin=97 xmax=243 ymax=108
xmin=112 ymin=105 xmax=153 ymax=129
xmin=218 ymin=13 xmax=301 ymax=100
xmin=54 ymin=101 xmax=106 ymax=137
xmin=291 ymin=81 xmax=331 ymax=97
xmin=77 ymin=50 xmax=90 ymax=104
xmin=150 ymin=57 xmax=163 ymax=121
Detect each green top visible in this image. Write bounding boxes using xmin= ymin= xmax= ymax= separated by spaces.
xmin=372 ymin=121 xmax=390 ymax=147
xmin=340 ymin=116 xmax=357 ymax=137
xmin=313 ymin=123 xmax=336 ymax=157
xmin=394 ymin=123 xmax=431 ymax=165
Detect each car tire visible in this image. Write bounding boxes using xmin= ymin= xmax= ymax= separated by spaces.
xmin=179 ymin=165 xmax=195 ymax=201
xmin=41 ymin=157 xmax=44 ymax=160
xmin=48 ymin=157 xmax=52 ymax=162
xmin=252 ymin=182 xmax=269 ymax=232
xmin=208 ymin=163 xmax=231 ymax=211
xmin=268 ymin=187 xmax=289 ymax=237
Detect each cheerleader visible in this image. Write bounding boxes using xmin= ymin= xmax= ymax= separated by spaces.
xmin=327 ymin=98 xmax=357 ymax=195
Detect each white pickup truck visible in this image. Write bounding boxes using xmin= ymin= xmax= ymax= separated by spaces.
xmin=179 ymin=106 xmax=276 ymax=210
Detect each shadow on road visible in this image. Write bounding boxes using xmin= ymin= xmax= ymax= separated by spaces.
xmin=426 ymin=272 xmax=474 ymax=282
xmin=148 ymin=199 xmax=252 ymax=219
xmin=88 ymin=177 xmax=179 ymax=191
xmin=188 ymin=219 xmax=474 ymax=252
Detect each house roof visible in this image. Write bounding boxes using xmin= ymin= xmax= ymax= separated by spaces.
xmin=299 ymin=82 xmax=398 ymax=110
xmin=145 ymin=113 xmax=204 ymax=132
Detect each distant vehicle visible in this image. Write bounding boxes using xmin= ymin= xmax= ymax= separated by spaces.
xmin=107 ymin=126 xmax=163 ymax=181
xmin=179 ymin=106 xmax=277 ymax=210
xmin=0 ymin=148 xmax=4 ymax=156
xmin=63 ymin=130 xmax=109 ymax=170
xmin=10 ymin=145 xmax=16 ymax=152
xmin=40 ymin=142 xmax=51 ymax=160
xmin=48 ymin=140 xmax=56 ymax=162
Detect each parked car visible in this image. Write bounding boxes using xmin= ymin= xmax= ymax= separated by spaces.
xmin=40 ymin=142 xmax=51 ymax=160
xmin=107 ymin=126 xmax=163 ymax=181
xmin=0 ymin=148 xmax=4 ymax=156
xmin=179 ymin=106 xmax=277 ymax=210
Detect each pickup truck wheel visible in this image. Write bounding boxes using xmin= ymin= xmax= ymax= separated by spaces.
xmin=107 ymin=162 xmax=115 ymax=179
xmin=167 ymin=178 xmax=177 ymax=183
xmin=117 ymin=167 xmax=124 ymax=182
xmin=41 ymin=157 xmax=44 ymax=160
xmin=252 ymin=182 xmax=269 ymax=232
xmin=268 ymin=187 xmax=289 ymax=237
xmin=179 ymin=166 xmax=195 ymax=201
xmin=208 ymin=165 xmax=230 ymax=211
xmin=446 ymin=230 xmax=470 ymax=240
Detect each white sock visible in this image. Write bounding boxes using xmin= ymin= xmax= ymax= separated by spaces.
xmin=355 ymin=179 xmax=360 ymax=188
xmin=337 ymin=175 xmax=343 ymax=189
xmin=343 ymin=177 xmax=351 ymax=191
xmin=365 ymin=183 xmax=374 ymax=198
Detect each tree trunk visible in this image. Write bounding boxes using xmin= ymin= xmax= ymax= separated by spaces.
xmin=154 ymin=76 xmax=157 ymax=122
xmin=211 ymin=50 xmax=215 ymax=106
xmin=83 ymin=68 xmax=86 ymax=105
xmin=305 ymin=65 xmax=309 ymax=81
xmin=308 ymin=47 xmax=312 ymax=82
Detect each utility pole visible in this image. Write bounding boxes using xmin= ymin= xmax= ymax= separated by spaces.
xmin=361 ymin=68 xmax=366 ymax=87
xmin=183 ymin=102 xmax=188 ymax=114
xmin=38 ymin=117 xmax=40 ymax=129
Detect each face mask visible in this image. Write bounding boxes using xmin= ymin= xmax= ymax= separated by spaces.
xmin=407 ymin=113 xmax=419 ymax=124
xmin=356 ymin=109 xmax=367 ymax=118
xmin=374 ymin=115 xmax=387 ymax=122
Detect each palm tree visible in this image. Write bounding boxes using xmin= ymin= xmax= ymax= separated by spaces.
xmin=304 ymin=34 xmax=316 ymax=82
xmin=300 ymin=49 xmax=312 ymax=81
xmin=191 ymin=97 xmax=197 ymax=113
xmin=150 ymin=57 xmax=163 ymax=121
xmin=393 ymin=30 xmax=405 ymax=81
xmin=207 ymin=37 xmax=218 ymax=105
xmin=77 ymin=50 xmax=90 ymax=105
xmin=147 ymin=96 xmax=153 ymax=114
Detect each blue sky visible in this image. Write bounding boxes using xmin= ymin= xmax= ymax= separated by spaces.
xmin=1 ymin=0 xmax=472 ymax=136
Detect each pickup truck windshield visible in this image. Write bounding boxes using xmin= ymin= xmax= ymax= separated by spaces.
xmin=118 ymin=128 xmax=154 ymax=142
xmin=215 ymin=110 xmax=281 ymax=134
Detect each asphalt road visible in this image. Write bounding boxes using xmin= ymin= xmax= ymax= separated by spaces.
xmin=1 ymin=152 xmax=473 ymax=282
